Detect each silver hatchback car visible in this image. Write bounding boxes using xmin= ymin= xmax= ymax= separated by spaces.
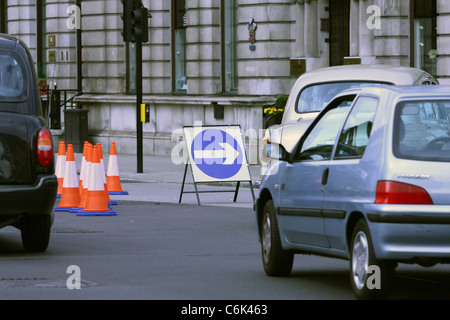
xmin=256 ymin=85 xmax=450 ymax=299
xmin=261 ymin=65 xmax=438 ymax=176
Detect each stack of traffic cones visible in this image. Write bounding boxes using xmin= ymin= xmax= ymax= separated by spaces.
xmin=107 ymin=142 xmax=128 ymax=195
xmin=55 ymin=144 xmax=80 ymax=212
xmin=77 ymin=145 xmax=116 ymax=216
xmin=55 ymin=141 xmax=66 ymax=198
xmin=54 ymin=141 xmax=125 ymax=217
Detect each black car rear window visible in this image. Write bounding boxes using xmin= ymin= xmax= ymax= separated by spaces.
xmin=0 ymin=51 xmax=28 ymax=103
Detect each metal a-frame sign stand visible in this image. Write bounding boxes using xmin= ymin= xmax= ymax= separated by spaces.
xmin=178 ymin=125 xmax=256 ymax=206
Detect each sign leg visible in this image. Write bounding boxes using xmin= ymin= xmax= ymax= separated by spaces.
xmin=179 ymin=163 xmax=189 ymax=204
xmin=233 ymin=182 xmax=240 ymax=203
xmin=193 ymin=183 xmax=201 ymax=205
xmin=249 ymin=180 xmax=256 ymax=203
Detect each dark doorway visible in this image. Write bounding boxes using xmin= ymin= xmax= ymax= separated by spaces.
xmin=329 ymin=0 xmax=350 ymax=66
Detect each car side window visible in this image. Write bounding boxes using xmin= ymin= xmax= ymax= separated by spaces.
xmin=296 ymin=100 xmax=352 ymax=161
xmin=0 ymin=52 xmax=26 ymax=101
xmin=335 ymin=96 xmax=378 ymax=159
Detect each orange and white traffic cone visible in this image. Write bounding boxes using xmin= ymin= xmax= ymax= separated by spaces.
xmin=72 ymin=143 xmax=92 ymax=213
xmin=55 ymin=144 xmax=80 ymax=212
xmin=106 ymin=142 xmax=128 ymax=195
xmin=97 ymin=143 xmax=117 ymax=206
xmin=79 ymin=141 xmax=89 ymax=194
xmin=55 ymin=141 xmax=66 ymax=198
xmin=77 ymin=145 xmax=116 ymax=216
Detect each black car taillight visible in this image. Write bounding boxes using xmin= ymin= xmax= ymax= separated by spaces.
xmin=37 ymin=129 xmax=53 ymax=167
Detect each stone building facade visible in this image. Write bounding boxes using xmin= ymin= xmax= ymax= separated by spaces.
xmin=0 ymin=0 xmax=446 ymax=159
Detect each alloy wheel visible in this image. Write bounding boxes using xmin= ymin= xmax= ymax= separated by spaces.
xmin=262 ymin=212 xmax=271 ymax=265
xmin=352 ymin=230 xmax=369 ymax=290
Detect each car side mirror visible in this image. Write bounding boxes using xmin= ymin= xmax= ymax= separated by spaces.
xmin=265 ymin=142 xmax=290 ymax=162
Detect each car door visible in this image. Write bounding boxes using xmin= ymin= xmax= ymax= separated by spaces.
xmin=278 ymin=97 xmax=353 ymax=248
xmin=322 ymin=96 xmax=379 ymax=252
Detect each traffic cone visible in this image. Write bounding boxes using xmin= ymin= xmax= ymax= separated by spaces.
xmin=77 ymin=145 xmax=116 ymax=216
xmin=79 ymin=141 xmax=89 ymax=194
xmin=55 ymin=141 xmax=66 ymax=198
xmin=55 ymin=144 xmax=80 ymax=212
xmin=72 ymin=143 xmax=92 ymax=213
xmin=106 ymin=142 xmax=128 ymax=195
xmin=97 ymin=143 xmax=117 ymax=206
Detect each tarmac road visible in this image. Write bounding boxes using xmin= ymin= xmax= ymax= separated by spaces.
xmin=1 ymin=200 xmax=449 ymax=302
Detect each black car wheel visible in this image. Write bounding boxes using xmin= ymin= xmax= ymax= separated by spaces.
xmin=260 ymin=200 xmax=293 ymax=276
xmin=349 ymin=218 xmax=395 ymax=299
xmin=20 ymin=215 xmax=51 ymax=252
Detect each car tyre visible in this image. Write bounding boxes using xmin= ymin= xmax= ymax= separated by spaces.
xmin=260 ymin=200 xmax=293 ymax=276
xmin=20 ymin=215 xmax=51 ymax=252
xmin=350 ymin=219 xmax=395 ymax=300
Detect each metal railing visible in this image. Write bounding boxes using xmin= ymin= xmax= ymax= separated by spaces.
xmin=40 ymin=85 xmax=82 ymax=129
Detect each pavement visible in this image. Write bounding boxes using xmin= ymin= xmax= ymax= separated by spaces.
xmin=71 ymin=153 xmax=260 ymax=209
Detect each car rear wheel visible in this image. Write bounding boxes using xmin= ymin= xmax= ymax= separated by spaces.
xmin=260 ymin=200 xmax=293 ymax=276
xmin=20 ymin=215 xmax=51 ymax=252
xmin=350 ymin=219 xmax=395 ymax=299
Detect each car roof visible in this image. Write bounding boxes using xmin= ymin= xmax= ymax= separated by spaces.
xmin=282 ymin=64 xmax=435 ymax=123
xmin=0 ymin=33 xmax=21 ymax=51
xmin=352 ymin=85 xmax=450 ymax=99
xmin=295 ymin=64 xmax=430 ymax=85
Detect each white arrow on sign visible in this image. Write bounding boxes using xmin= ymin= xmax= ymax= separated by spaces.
xmin=194 ymin=143 xmax=239 ymax=165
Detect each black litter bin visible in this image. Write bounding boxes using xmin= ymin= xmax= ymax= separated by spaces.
xmin=64 ymin=109 xmax=88 ymax=153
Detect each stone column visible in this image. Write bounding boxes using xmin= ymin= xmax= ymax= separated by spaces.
xmin=349 ymin=0 xmax=360 ymax=56
xmin=437 ymin=0 xmax=450 ymax=83
xmin=295 ymin=1 xmax=305 ymax=57
xmin=304 ymin=0 xmax=318 ymax=58
xmin=359 ymin=0 xmax=375 ymax=59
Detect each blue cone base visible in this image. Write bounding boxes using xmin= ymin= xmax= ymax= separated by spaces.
xmin=77 ymin=208 xmax=117 ymax=216
xmin=55 ymin=206 xmax=77 ymax=212
xmin=109 ymin=191 xmax=129 ymax=195
xmin=56 ymin=194 xmax=61 ymax=198
xmin=108 ymin=200 xmax=118 ymax=206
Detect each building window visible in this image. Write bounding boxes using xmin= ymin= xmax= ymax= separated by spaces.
xmin=411 ymin=0 xmax=437 ymax=76
xmin=173 ymin=0 xmax=187 ymax=92
xmin=222 ymin=0 xmax=238 ymax=92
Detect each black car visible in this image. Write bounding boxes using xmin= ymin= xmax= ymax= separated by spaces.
xmin=0 ymin=34 xmax=57 ymax=252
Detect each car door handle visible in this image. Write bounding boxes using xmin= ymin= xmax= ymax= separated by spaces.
xmin=322 ymin=168 xmax=329 ymax=186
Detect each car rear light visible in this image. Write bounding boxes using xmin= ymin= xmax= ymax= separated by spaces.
xmin=37 ymin=129 xmax=53 ymax=167
xmin=375 ymin=180 xmax=433 ymax=205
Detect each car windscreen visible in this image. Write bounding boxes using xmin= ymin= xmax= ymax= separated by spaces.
xmin=0 ymin=51 xmax=28 ymax=103
xmin=394 ymin=100 xmax=450 ymax=162
xmin=296 ymin=82 xmax=388 ymax=114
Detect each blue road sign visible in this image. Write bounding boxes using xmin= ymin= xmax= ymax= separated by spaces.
xmin=190 ymin=128 xmax=244 ymax=180
xmin=183 ymin=128 xmax=251 ymax=180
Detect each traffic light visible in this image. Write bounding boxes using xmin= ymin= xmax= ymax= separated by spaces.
xmin=131 ymin=5 xmax=149 ymax=43
xmin=121 ymin=0 xmax=149 ymax=43
xmin=120 ymin=0 xmax=133 ymax=42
